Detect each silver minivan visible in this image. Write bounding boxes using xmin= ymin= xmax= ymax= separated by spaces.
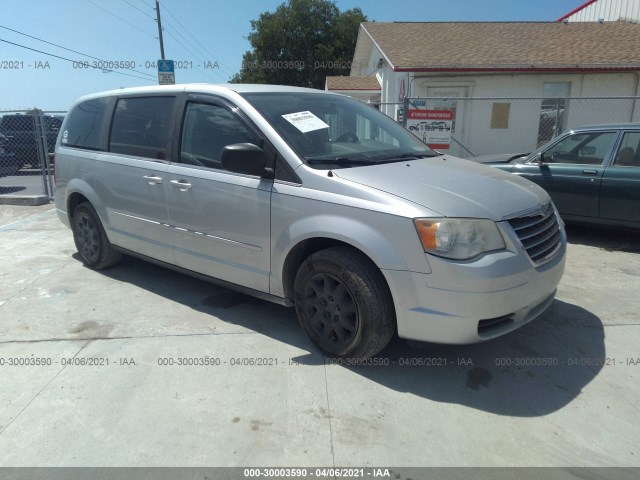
xmin=54 ymin=84 xmax=566 ymax=359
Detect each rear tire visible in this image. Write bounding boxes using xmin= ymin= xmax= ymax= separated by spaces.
xmin=71 ymin=203 xmax=122 ymax=269
xmin=294 ymin=247 xmax=395 ymax=359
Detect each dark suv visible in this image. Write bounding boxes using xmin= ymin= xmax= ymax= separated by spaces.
xmin=0 ymin=114 xmax=63 ymax=169
xmin=0 ymin=133 xmax=21 ymax=177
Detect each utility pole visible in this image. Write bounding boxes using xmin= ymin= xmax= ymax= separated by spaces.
xmin=155 ymin=0 xmax=165 ymax=60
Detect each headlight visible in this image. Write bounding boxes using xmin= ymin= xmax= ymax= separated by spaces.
xmin=414 ymin=218 xmax=506 ymax=260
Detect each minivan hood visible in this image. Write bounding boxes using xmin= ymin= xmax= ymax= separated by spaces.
xmin=332 ymin=155 xmax=549 ymax=220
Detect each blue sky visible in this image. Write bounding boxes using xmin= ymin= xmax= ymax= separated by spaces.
xmin=0 ymin=0 xmax=586 ymax=110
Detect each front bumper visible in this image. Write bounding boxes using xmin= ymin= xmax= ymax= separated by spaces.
xmin=383 ymin=230 xmax=566 ymax=344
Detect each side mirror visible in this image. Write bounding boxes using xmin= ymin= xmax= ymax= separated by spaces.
xmin=221 ymin=143 xmax=269 ymax=177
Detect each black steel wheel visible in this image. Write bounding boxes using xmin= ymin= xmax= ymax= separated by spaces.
xmin=71 ymin=203 xmax=122 ymax=269
xmin=294 ymin=247 xmax=395 ymax=359
xmin=302 ymin=272 xmax=359 ymax=348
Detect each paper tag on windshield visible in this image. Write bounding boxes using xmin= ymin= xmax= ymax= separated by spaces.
xmin=281 ymin=111 xmax=329 ymax=133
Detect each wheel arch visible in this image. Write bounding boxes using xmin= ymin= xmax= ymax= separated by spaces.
xmin=279 ymin=235 xmax=397 ymax=310
xmin=67 ymin=191 xmax=90 ymax=221
xmin=274 ymin=214 xmax=422 ymax=303
xmin=64 ymin=179 xmax=112 ymax=239
xmin=290 ymin=242 xmax=398 ymax=358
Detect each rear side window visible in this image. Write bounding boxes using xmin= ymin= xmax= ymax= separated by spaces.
xmin=614 ymin=132 xmax=640 ymax=167
xmin=109 ymin=96 xmax=175 ymax=160
xmin=62 ymin=98 xmax=109 ymax=150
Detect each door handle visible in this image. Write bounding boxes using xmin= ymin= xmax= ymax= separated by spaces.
xmin=170 ymin=179 xmax=192 ymax=190
xmin=582 ymin=169 xmax=598 ymax=176
xmin=143 ymin=175 xmax=163 ymax=184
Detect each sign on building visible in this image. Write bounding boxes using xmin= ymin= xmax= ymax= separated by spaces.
xmin=406 ymin=109 xmax=453 ymax=149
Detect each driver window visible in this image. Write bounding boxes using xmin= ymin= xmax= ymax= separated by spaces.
xmin=321 ymin=107 xmax=399 ymax=147
xmin=180 ymin=102 xmax=260 ymax=170
xmin=544 ymin=132 xmax=617 ymax=165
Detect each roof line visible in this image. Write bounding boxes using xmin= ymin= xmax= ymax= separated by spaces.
xmin=360 ymin=23 xmax=395 ymax=71
xmin=557 ymin=0 xmax=599 ymax=22
xmin=327 ymin=88 xmax=381 ymax=91
xmin=385 ymin=21 xmax=556 ymax=24
xmin=396 ymin=66 xmax=640 ymax=73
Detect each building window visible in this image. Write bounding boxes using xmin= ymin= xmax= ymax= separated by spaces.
xmin=491 ymin=103 xmax=510 ymax=129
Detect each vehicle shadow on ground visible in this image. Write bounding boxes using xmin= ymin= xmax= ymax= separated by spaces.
xmin=328 ymin=299 xmax=604 ymax=417
xmin=565 ymin=224 xmax=640 ymax=252
xmin=93 ymin=255 xmax=605 ymax=418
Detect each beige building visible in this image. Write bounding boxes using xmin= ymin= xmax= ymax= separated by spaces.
xmin=324 ymin=75 xmax=381 ymax=103
xmin=328 ymin=20 xmax=640 ymax=156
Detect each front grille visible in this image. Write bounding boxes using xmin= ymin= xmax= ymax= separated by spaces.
xmin=508 ymin=204 xmax=562 ymax=264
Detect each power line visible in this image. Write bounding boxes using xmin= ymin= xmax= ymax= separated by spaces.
xmin=85 ymin=0 xmax=156 ymax=39
xmin=121 ymin=0 xmax=155 ymax=20
xmin=113 ymin=0 xmax=224 ymax=82
xmin=0 ymin=38 xmax=153 ymax=81
xmin=161 ymin=28 xmax=227 ymax=82
xmin=142 ymin=2 xmax=229 ymax=82
xmin=160 ymin=17 xmax=208 ymax=61
xmin=159 ymin=1 xmax=235 ymax=78
xmin=0 ymin=24 xmax=156 ymax=80
xmin=83 ymin=0 xmax=228 ymax=83
xmin=0 ymin=25 xmax=102 ymax=63
xmin=151 ymin=13 xmax=226 ymax=81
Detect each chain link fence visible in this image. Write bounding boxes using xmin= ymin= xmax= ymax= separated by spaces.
xmin=378 ymin=96 xmax=640 ymax=159
xmin=0 ymin=110 xmax=65 ymax=202
xmin=1 ymin=98 xmax=639 ymax=201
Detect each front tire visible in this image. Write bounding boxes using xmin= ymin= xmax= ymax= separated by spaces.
xmin=294 ymin=247 xmax=395 ymax=359
xmin=71 ymin=203 xmax=122 ymax=269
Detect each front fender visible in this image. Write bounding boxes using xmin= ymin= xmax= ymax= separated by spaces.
xmin=270 ymin=211 xmax=431 ymax=298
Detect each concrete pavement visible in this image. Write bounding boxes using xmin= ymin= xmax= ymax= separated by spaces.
xmin=0 ymin=204 xmax=639 ymax=470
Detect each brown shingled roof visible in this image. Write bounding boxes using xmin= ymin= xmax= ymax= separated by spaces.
xmin=326 ymin=76 xmax=381 ymax=90
xmin=362 ymin=21 xmax=640 ymax=71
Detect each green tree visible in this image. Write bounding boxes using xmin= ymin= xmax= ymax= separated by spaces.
xmin=231 ymin=0 xmax=367 ymax=89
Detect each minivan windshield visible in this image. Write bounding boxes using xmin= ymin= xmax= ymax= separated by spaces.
xmin=241 ymin=92 xmax=438 ymax=169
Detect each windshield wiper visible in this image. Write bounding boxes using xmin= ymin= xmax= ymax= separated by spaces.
xmin=307 ymin=152 xmax=438 ymax=168
xmin=307 ymin=157 xmax=377 ymax=167
xmin=373 ymin=152 xmax=439 ymax=162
